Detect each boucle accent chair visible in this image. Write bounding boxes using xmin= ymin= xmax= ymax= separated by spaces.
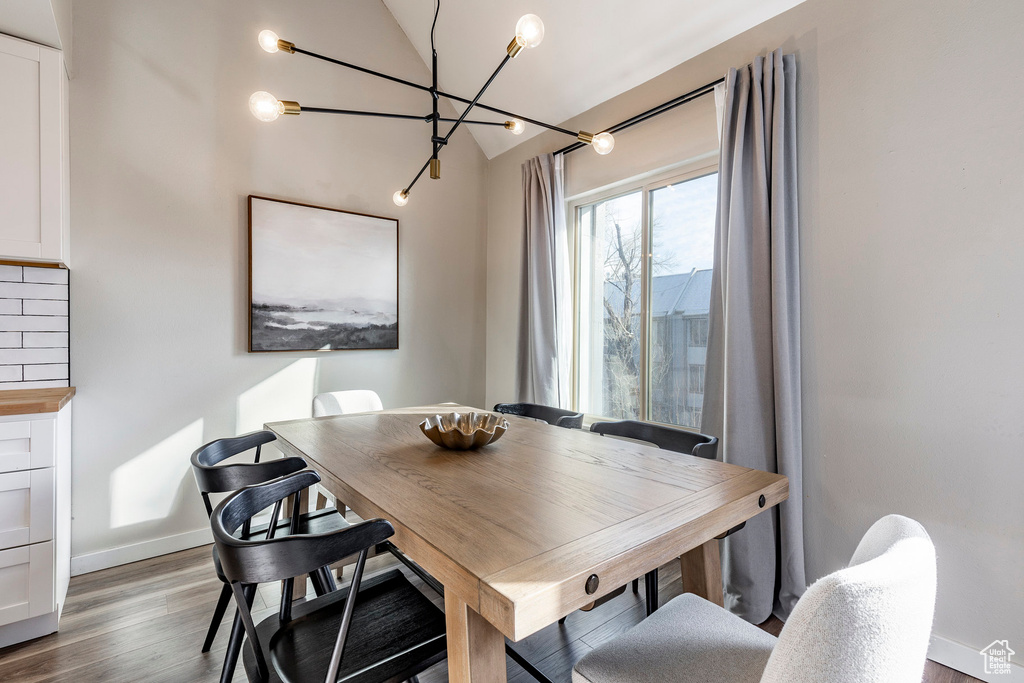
xmin=572 ymin=514 xmax=937 ymax=683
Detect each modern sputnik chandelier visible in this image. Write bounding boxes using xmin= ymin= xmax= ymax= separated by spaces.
xmin=249 ymin=3 xmax=615 ymax=206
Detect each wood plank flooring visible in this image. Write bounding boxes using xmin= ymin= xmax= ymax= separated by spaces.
xmin=0 ymin=542 xmax=980 ymax=682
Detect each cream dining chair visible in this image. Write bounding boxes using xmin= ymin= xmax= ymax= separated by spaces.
xmin=573 ymin=514 xmax=937 ymax=683
xmin=310 ymin=390 xmax=384 ymax=512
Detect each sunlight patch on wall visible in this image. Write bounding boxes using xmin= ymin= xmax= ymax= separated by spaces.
xmin=236 ymin=358 xmax=319 ymax=435
xmin=109 ymin=419 xmax=205 ymax=529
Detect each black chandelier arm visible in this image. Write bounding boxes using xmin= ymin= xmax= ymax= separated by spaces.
xmin=301 ymin=107 xmax=430 ymax=121
xmin=436 ymin=90 xmax=578 ymax=138
xmin=405 ymin=157 xmax=433 ymax=194
xmin=440 ymin=54 xmax=511 ymax=144
xmin=292 ymin=46 xmax=433 ymax=95
xmin=299 ymin=107 xmax=509 ymax=127
xmin=288 ymin=44 xmax=578 ymax=139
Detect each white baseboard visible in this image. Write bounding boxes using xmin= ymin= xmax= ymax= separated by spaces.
xmin=71 ymin=527 xmax=212 ymax=576
xmin=930 ymin=634 xmax=1024 ymax=682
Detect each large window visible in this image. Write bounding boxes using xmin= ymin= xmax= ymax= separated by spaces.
xmin=572 ymin=167 xmax=718 ymax=429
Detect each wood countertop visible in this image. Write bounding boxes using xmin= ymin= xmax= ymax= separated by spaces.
xmin=0 ymin=387 xmax=76 ymax=416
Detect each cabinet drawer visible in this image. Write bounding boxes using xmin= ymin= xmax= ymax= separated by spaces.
xmin=0 ymin=469 xmax=54 ymax=550
xmin=0 ymin=541 xmax=54 ymax=627
xmin=0 ymin=418 xmax=56 ymax=473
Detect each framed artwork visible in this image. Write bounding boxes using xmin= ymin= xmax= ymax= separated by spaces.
xmin=248 ymin=195 xmax=399 ymax=352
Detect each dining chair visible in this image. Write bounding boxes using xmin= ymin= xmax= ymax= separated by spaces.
xmin=586 ymin=420 xmax=741 ymax=617
xmin=493 ymin=402 xmax=585 ymax=429
xmin=311 ymin=389 xmax=384 ymax=512
xmin=212 ymin=470 xmax=448 ymax=683
xmin=572 ymin=514 xmax=937 ymax=683
xmin=190 ymin=430 xmax=348 ymax=683
xmin=312 ymin=389 xmax=384 ymax=417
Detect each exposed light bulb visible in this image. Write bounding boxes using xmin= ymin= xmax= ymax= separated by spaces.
xmin=249 ymin=91 xmax=284 ymax=122
xmin=592 ymin=132 xmax=615 ymax=155
xmin=258 ymin=30 xmax=280 ymax=53
xmin=506 ymin=119 xmax=526 ymax=135
xmin=515 ymin=14 xmax=545 ymax=49
xmin=393 ymin=190 xmax=409 ymax=207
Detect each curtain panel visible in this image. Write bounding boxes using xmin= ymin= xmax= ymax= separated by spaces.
xmin=516 ymin=153 xmax=571 ymax=407
xmin=702 ymin=49 xmax=806 ymax=622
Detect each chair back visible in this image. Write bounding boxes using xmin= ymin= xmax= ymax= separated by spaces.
xmin=212 ymin=471 xmax=396 ymax=682
xmin=759 ymin=514 xmax=937 ymax=683
xmin=493 ymin=402 xmax=584 ymax=429
xmin=313 ymin=390 xmax=384 ymax=417
xmin=190 ymin=430 xmax=306 ymax=517
xmin=590 ymin=420 xmax=718 ymax=459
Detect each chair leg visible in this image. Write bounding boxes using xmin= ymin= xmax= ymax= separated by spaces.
xmin=219 ymin=609 xmax=246 ymax=683
xmin=632 ymin=578 xmax=639 ymax=594
xmin=202 ymin=583 xmax=233 ymax=653
xmin=219 ymin=584 xmax=257 ymax=683
xmin=644 ymin=568 xmax=659 ymax=616
xmin=310 ymin=569 xmax=326 ymax=597
xmin=318 ymin=565 xmax=337 ymax=592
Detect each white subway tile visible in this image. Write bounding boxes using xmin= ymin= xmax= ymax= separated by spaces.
xmin=0 ymin=379 xmax=67 ymax=390
xmin=0 ymin=266 xmax=22 ymax=283
xmin=23 ymin=332 xmax=68 ymax=348
xmin=0 ymin=332 xmax=21 ymax=348
xmin=0 ymin=366 xmax=22 ymax=382
xmin=24 ymin=364 xmax=68 ymax=381
xmin=0 ymin=315 xmax=68 ymax=332
xmin=0 ymin=348 xmax=68 ymax=364
xmin=0 ymin=283 xmax=68 ymax=300
xmin=0 ymin=300 xmax=21 ymax=315
xmin=23 ymin=267 xmax=68 ymax=285
xmin=22 ymin=300 xmax=67 ymax=316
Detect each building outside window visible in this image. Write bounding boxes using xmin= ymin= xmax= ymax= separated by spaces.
xmin=572 ymin=166 xmax=717 ymax=429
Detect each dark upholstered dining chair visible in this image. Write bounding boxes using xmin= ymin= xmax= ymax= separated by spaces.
xmin=211 ymin=470 xmax=448 ymax=683
xmin=190 ymin=430 xmax=348 ymax=683
xmin=494 ymin=402 xmax=585 ymax=429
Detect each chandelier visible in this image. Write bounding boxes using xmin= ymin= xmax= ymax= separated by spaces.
xmin=248 ymin=3 xmax=615 ymax=206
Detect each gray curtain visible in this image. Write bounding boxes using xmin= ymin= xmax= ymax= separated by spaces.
xmin=516 ymin=153 xmax=570 ymax=406
xmin=702 ymin=49 xmax=806 ymax=623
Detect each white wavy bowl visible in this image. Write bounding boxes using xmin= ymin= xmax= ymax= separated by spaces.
xmin=419 ymin=412 xmax=509 ymax=450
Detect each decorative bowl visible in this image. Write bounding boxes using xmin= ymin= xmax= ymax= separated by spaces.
xmin=419 ymin=412 xmax=509 ymax=450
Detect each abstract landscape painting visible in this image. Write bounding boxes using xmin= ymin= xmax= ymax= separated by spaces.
xmin=249 ymin=196 xmax=398 ymax=352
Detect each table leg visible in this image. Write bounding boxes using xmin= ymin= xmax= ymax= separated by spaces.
xmin=445 ymin=592 xmax=507 ymax=683
xmin=680 ymin=538 xmax=724 ymax=606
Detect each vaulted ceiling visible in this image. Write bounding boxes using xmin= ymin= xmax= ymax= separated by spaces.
xmin=382 ymin=0 xmax=807 ymax=159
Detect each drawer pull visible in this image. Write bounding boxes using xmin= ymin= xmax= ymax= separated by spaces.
xmin=585 ymin=574 xmax=599 ymax=595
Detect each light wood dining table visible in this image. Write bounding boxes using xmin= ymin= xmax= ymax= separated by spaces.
xmin=267 ymin=404 xmax=788 ymax=683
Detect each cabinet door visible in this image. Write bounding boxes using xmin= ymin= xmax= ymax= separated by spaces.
xmin=0 ymin=417 xmax=57 ymax=473
xmin=0 ymin=468 xmax=55 ymax=550
xmin=0 ymin=542 xmax=54 ymax=626
xmin=0 ymin=34 xmax=65 ymax=262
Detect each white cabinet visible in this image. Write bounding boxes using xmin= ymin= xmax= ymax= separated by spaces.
xmin=0 ymin=398 xmax=71 ymax=648
xmin=0 ymin=33 xmax=69 ymax=266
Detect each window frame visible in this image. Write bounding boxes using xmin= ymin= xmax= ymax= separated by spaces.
xmin=568 ymin=158 xmax=719 ymax=427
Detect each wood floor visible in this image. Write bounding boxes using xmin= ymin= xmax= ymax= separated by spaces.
xmin=0 ymin=542 xmax=979 ymax=683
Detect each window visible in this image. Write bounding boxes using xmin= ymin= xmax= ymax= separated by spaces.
xmin=572 ymin=167 xmax=718 ymax=429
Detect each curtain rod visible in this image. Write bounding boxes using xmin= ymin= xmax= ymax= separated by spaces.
xmin=554 ymin=76 xmax=725 ymax=156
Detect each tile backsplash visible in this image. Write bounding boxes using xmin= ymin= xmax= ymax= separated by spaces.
xmin=0 ymin=265 xmax=70 ymax=390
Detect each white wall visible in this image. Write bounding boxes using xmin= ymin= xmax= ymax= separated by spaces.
xmin=485 ymin=0 xmax=1024 ymax=673
xmin=70 ymin=0 xmax=487 ymax=568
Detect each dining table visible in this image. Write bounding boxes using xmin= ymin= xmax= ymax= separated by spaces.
xmin=266 ymin=404 xmax=788 ymax=683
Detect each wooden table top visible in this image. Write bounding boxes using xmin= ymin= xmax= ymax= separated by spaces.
xmin=268 ymin=405 xmax=788 ymax=640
